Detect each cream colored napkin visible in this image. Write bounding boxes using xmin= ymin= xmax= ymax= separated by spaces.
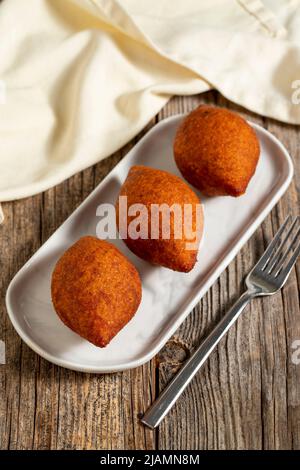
xmin=0 ymin=0 xmax=299 ymax=211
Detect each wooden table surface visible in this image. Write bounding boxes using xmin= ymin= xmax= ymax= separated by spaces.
xmin=0 ymin=92 xmax=299 ymax=450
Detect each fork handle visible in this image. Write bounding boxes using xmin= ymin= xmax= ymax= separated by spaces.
xmin=141 ymin=289 xmax=257 ymax=429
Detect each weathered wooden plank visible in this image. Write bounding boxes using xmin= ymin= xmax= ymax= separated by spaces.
xmin=0 ymin=194 xmax=42 ymax=450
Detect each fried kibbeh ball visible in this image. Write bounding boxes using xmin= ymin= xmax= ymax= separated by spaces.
xmin=116 ymin=166 xmax=204 ymax=273
xmin=174 ymin=105 xmax=260 ymax=197
xmin=51 ymin=236 xmax=142 ymax=348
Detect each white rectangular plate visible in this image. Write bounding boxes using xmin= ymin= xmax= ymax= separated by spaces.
xmin=6 ymin=116 xmax=293 ymax=373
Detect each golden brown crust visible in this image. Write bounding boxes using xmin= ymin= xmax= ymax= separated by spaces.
xmin=116 ymin=166 xmax=204 ymax=272
xmin=174 ymin=105 xmax=260 ymax=197
xmin=51 ymin=236 xmax=142 ymax=347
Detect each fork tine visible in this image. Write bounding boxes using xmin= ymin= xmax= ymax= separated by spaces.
xmin=257 ymin=215 xmax=292 ymax=269
xmin=266 ymin=217 xmax=299 ymax=272
xmin=275 ymin=225 xmax=300 ymax=276
xmin=277 ymin=236 xmax=300 ymax=281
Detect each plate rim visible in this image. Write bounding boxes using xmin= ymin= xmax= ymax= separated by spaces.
xmin=5 ymin=116 xmax=294 ymax=373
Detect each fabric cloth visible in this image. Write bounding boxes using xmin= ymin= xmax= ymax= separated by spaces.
xmin=0 ymin=0 xmax=299 ymax=206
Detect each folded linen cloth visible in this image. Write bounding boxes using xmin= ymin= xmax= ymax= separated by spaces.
xmin=0 ymin=0 xmax=299 ymax=209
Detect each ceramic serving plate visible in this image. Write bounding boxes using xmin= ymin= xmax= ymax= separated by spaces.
xmin=6 ymin=116 xmax=293 ymax=373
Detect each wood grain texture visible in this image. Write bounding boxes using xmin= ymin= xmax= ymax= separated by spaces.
xmin=0 ymin=92 xmax=299 ymax=450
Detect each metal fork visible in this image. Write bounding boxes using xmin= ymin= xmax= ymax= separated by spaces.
xmin=141 ymin=215 xmax=300 ymax=429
